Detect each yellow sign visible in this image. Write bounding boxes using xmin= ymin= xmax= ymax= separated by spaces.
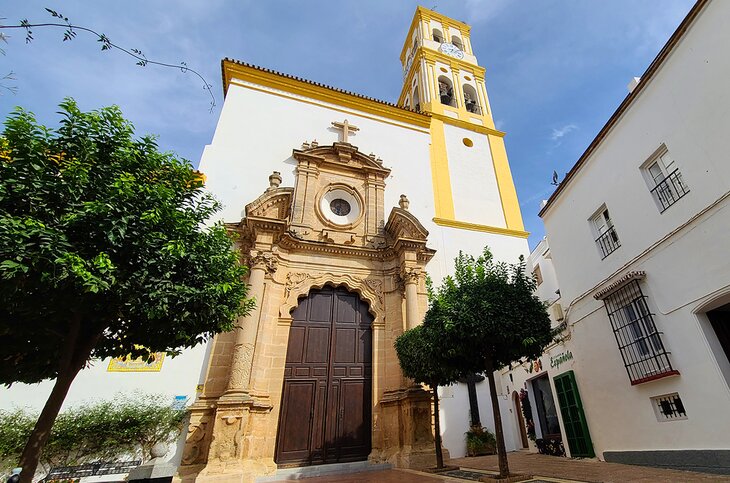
xmin=107 ymin=352 xmax=165 ymax=372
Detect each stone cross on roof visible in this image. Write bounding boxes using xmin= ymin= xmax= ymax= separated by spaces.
xmin=331 ymin=119 xmax=359 ymax=144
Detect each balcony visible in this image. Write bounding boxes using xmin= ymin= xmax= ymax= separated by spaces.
xmin=651 ymin=169 xmax=689 ymax=212
xmin=595 ymin=225 xmax=620 ymax=259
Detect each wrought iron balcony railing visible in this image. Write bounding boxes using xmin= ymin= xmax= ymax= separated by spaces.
xmin=595 ymin=225 xmax=621 ymax=259
xmin=650 ymin=169 xmax=689 ymax=212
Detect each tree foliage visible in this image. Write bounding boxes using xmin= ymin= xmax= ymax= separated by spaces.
xmin=430 ymin=248 xmax=552 ymax=371
xmin=0 ymin=394 xmax=185 ymax=473
xmin=0 ymin=99 xmax=252 ymax=384
xmin=423 ymin=247 xmax=552 ymax=477
xmin=0 ymin=99 xmax=254 ymax=481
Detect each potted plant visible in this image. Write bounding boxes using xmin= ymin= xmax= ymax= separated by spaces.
xmin=465 ymin=426 xmax=497 ymax=456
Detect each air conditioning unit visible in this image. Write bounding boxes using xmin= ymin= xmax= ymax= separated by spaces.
xmin=551 ymin=303 xmax=564 ymax=321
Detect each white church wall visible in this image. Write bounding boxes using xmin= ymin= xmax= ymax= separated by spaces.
xmin=193 ymin=78 xmax=531 ymax=462
xmin=201 ymin=81 xmax=433 ymax=226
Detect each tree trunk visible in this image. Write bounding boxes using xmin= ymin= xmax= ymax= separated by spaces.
xmin=432 ymin=385 xmax=444 ymax=469
xmin=19 ymin=318 xmax=98 ymax=483
xmin=486 ymin=362 xmax=509 ymax=478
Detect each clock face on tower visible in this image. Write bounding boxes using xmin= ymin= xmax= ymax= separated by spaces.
xmin=439 ymin=42 xmax=464 ymax=59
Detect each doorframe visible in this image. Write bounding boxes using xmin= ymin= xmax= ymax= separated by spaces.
xmin=512 ymin=391 xmax=529 ymax=449
xmin=274 ymin=282 xmax=377 ymax=467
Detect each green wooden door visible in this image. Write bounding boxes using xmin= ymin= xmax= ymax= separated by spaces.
xmin=553 ymin=371 xmax=595 ymax=457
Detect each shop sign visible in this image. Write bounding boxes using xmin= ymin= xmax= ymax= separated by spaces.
xmin=550 ymin=350 xmax=574 ymax=369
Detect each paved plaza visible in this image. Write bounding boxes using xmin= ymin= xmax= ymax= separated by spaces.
xmin=271 ymin=452 xmax=730 ymax=482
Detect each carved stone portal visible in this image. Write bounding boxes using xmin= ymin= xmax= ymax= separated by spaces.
xmin=177 ymin=142 xmax=437 ymax=483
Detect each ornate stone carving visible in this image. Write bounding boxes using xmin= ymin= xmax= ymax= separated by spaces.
xmin=182 ymin=417 xmax=211 ymax=465
xmin=402 ymin=268 xmax=422 ymax=285
xmin=211 ymin=414 xmax=244 ymax=461
xmin=280 ymin=272 xmax=384 ymax=323
xmin=249 ymin=250 xmax=278 ymax=274
xmin=285 ymin=272 xmax=311 ymax=300
xmin=364 ymin=278 xmax=384 ymax=308
xmin=227 ymin=342 xmax=255 ymax=392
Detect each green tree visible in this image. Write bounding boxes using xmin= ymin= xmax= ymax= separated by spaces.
xmin=394 ymin=318 xmax=460 ymax=469
xmin=0 ymin=99 xmax=254 ymax=482
xmin=428 ymin=248 xmax=552 ymax=478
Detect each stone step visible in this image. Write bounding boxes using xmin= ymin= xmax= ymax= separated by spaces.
xmin=254 ymin=461 xmax=392 ymax=482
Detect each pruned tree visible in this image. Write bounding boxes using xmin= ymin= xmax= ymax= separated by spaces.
xmin=394 ymin=319 xmax=461 ymax=469
xmin=0 ymin=99 xmax=254 ymax=482
xmin=426 ymin=248 xmax=552 ymax=478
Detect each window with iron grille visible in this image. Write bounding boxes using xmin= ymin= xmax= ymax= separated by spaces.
xmin=602 ymin=280 xmax=677 ymax=384
xmin=650 ymin=393 xmax=687 ymax=421
xmin=591 ymin=207 xmax=620 ymax=259
xmin=643 ymin=147 xmax=689 ymax=212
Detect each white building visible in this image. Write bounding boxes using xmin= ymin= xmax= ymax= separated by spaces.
xmin=500 ymin=0 xmax=730 ymax=474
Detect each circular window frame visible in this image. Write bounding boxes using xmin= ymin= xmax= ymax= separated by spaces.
xmin=463 ymin=137 xmax=474 ymax=147
xmin=315 ymin=184 xmax=365 ymax=229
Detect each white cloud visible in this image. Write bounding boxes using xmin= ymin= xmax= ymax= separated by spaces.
xmin=550 ymin=123 xmax=577 ymax=141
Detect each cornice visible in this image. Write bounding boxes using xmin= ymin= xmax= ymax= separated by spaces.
xmin=430 ymin=113 xmax=505 ymax=137
xmin=222 ymin=59 xmax=430 ymax=129
xmin=433 ymin=217 xmax=529 ymax=238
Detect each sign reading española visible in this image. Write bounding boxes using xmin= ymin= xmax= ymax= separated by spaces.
xmin=550 ymin=350 xmax=574 ymax=369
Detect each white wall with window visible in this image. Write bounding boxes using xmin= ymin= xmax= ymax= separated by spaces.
xmin=513 ymin=0 xmax=730 ymax=473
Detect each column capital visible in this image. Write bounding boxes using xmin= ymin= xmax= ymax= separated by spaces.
xmin=402 ymin=267 xmax=422 ymax=285
xmin=247 ymin=250 xmax=278 ymax=274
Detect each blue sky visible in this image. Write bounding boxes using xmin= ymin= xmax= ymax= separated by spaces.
xmin=1 ymin=0 xmax=695 ymax=249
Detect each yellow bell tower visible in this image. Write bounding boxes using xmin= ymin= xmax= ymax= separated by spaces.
xmin=398 ymin=6 xmax=527 ymax=238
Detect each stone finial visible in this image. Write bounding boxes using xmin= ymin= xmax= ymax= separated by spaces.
xmin=376 ymin=157 xmax=383 ymax=165
xmin=369 ymin=152 xmax=377 ymax=159
xmin=268 ymin=171 xmax=282 ymax=191
xmin=399 ymin=194 xmax=410 ymax=210
xmin=150 ymin=443 xmax=167 ymax=459
xmin=301 ymin=141 xmax=311 ymax=149
xmin=310 ymin=139 xmax=319 ymax=148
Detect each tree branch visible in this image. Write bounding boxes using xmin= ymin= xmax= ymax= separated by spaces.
xmin=1 ymin=12 xmax=216 ymax=111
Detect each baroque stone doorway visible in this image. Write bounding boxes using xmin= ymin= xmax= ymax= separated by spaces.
xmin=275 ymin=285 xmax=372 ymax=466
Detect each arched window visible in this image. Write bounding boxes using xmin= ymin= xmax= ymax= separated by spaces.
xmin=432 ymin=28 xmax=444 ymax=43
xmin=404 ymin=96 xmax=411 ymax=110
xmin=437 ymin=76 xmax=456 ymax=107
xmin=412 ymin=86 xmax=421 ymax=112
xmin=452 ymin=36 xmax=464 ymax=51
xmin=463 ymin=84 xmax=481 ymax=114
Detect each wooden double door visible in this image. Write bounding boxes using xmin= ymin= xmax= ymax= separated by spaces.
xmin=275 ymin=286 xmax=372 ymax=466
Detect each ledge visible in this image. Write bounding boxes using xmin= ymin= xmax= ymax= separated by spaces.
xmin=433 ymin=217 xmax=529 ymax=238
xmin=630 ymin=370 xmax=680 ymax=386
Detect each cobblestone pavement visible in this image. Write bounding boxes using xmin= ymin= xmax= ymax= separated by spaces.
xmin=452 ymin=452 xmax=730 ymax=482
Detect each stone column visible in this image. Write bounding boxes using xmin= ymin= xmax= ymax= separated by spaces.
xmin=403 ymin=269 xmax=421 ymax=330
xmin=223 ymin=251 xmax=275 ymax=399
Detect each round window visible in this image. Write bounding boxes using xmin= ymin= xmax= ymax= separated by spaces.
xmin=463 ymin=137 xmax=474 ymax=147
xmin=319 ymin=188 xmax=361 ymax=226
xmin=330 ymin=198 xmax=351 ymax=216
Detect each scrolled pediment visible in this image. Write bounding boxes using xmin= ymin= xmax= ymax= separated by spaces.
xmin=385 ymin=207 xmax=429 ymax=242
xmin=245 ymin=187 xmax=294 ymax=221
xmin=293 ymin=143 xmax=391 ymax=177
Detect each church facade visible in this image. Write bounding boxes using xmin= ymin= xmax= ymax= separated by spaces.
xmin=178 ymin=7 xmax=530 ymax=482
